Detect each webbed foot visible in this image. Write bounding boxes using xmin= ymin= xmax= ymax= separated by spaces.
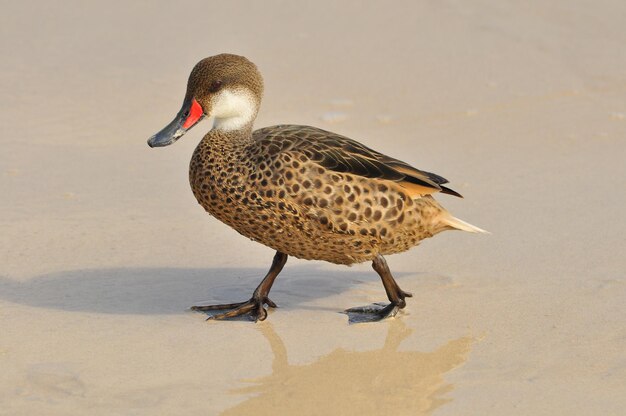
xmin=344 ymin=302 xmax=401 ymax=323
xmin=191 ymin=297 xmax=277 ymax=322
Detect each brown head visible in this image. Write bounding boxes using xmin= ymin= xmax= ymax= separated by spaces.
xmin=148 ymin=54 xmax=264 ymax=147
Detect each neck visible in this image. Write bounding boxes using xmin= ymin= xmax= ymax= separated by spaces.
xmin=212 ymin=116 xmax=253 ymax=132
xmin=205 ymin=124 xmax=253 ymax=147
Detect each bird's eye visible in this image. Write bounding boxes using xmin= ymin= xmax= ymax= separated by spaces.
xmin=209 ymin=80 xmax=223 ymax=93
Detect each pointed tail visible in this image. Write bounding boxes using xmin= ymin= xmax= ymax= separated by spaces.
xmin=441 ymin=215 xmax=489 ymax=234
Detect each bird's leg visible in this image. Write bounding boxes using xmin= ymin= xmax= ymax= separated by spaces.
xmin=191 ymin=251 xmax=288 ymax=322
xmin=345 ymin=254 xmax=412 ymax=322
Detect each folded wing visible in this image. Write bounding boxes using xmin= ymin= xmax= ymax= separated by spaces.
xmin=254 ymin=125 xmax=463 ymax=199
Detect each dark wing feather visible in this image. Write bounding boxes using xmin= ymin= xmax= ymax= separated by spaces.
xmin=253 ymin=125 xmax=462 ymax=198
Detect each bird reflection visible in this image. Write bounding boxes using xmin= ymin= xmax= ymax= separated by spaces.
xmin=223 ymin=320 xmax=473 ymax=416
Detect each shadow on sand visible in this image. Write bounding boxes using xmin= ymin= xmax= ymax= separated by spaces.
xmin=0 ymin=265 xmax=418 ymax=316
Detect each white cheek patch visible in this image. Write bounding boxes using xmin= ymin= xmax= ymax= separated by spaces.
xmin=211 ymin=88 xmax=257 ymax=131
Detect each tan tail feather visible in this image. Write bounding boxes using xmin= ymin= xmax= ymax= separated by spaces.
xmin=442 ymin=215 xmax=489 ymax=234
xmin=399 ymin=182 xmax=439 ymax=198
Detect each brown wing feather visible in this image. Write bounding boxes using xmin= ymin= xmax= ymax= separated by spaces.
xmin=253 ymin=125 xmax=462 ymax=198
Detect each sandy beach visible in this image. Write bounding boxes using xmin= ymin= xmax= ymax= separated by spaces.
xmin=1 ymin=1 xmax=625 ymax=414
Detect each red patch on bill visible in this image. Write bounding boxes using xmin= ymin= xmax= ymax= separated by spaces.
xmin=182 ymin=99 xmax=203 ymax=129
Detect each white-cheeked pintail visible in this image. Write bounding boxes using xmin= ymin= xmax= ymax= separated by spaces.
xmin=148 ymin=54 xmax=486 ymax=322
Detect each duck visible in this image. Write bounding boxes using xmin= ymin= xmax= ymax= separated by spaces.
xmin=148 ymin=53 xmax=486 ymax=322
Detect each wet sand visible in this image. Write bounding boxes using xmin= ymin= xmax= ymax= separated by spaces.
xmin=1 ymin=1 xmax=625 ymax=415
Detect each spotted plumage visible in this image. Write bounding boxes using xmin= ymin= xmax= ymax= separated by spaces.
xmin=190 ymin=124 xmax=455 ymax=265
xmin=148 ymin=54 xmax=486 ymax=322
